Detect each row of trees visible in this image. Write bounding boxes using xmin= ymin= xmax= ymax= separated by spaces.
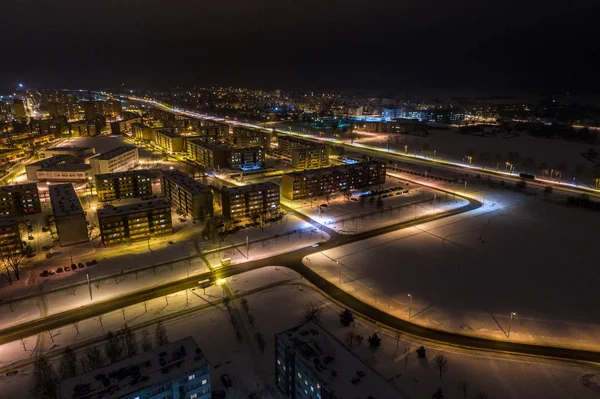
xmin=32 ymin=322 xmax=169 ymax=398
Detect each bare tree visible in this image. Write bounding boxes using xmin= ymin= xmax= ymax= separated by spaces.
xmin=155 ymin=322 xmax=169 ymax=346
xmin=0 ymin=247 xmax=25 ymax=284
xmin=355 ymin=334 xmax=364 ymax=346
xmin=32 ymin=354 xmax=58 ymax=399
xmin=433 ymin=354 xmax=449 ymax=379
xmin=59 ymin=346 xmax=78 ymax=379
xmin=105 ymin=331 xmax=122 ymax=363
xmin=255 ymin=332 xmax=266 ymax=353
xmin=304 ymin=302 xmax=322 ymax=323
xmin=474 ymin=392 xmax=488 ymax=399
xmin=122 ymin=324 xmax=138 ymax=358
xmin=80 ymin=346 xmax=103 ymax=372
xmin=458 ymin=381 xmax=468 ymax=398
xmin=141 ymin=329 xmax=153 ymax=351
xmin=345 ymin=331 xmax=356 ymax=347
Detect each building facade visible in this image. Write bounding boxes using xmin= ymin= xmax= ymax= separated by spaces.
xmin=281 ymin=161 xmax=386 ymax=200
xmin=161 ymin=169 xmax=213 ymax=219
xmin=36 ymin=164 xmax=92 ymax=182
xmin=0 ymin=183 xmax=41 ymax=216
xmin=39 ymin=146 xmax=96 ymax=162
xmin=221 ymin=182 xmax=280 ymax=220
xmin=89 ymin=146 xmax=139 ymax=175
xmin=132 ymin=122 xmax=155 ymax=141
xmin=95 ymin=169 xmax=154 ymax=202
xmin=26 ymin=155 xmax=75 ymax=180
xmin=277 ymin=136 xmax=329 ymax=169
xmin=49 ymin=183 xmax=89 ymax=247
xmin=0 ymin=217 xmax=22 ymax=255
xmin=97 ymin=199 xmax=172 ymax=246
xmin=187 ymin=140 xmax=264 ymax=170
xmin=154 ymin=129 xmax=185 ymax=152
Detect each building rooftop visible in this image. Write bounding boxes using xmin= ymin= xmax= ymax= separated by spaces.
xmin=284 ymin=161 xmax=382 ymax=178
xmin=95 ymin=169 xmax=157 ymax=180
xmin=97 ymin=198 xmax=171 ymax=218
xmin=38 ymin=163 xmax=91 ymax=172
xmin=161 ymin=169 xmax=209 ymax=194
xmin=0 ymin=216 xmax=18 ymax=227
xmin=278 ymin=321 xmax=407 ymax=399
xmin=155 ymin=128 xmax=181 ymax=138
xmin=28 ymin=154 xmax=75 ymax=168
xmin=222 ymin=181 xmax=279 ymax=195
xmin=49 ymin=183 xmax=84 ymax=217
xmin=187 ymin=138 xmax=230 ymax=151
xmin=59 ymin=337 xmax=207 ymax=399
xmin=45 ymin=145 xmax=95 ymax=152
xmin=0 ymin=182 xmax=38 ymax=192
xmin=93 ymin=146 xmax=138 ymax=161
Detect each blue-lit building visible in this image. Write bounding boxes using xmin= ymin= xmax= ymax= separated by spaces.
xmin=383 ymin=108 xmax=405 ymax=121
xmin=60 ymin=337 xmax=210 ymax=399
xmin=275 ymin=322 xmax=407 ymax=399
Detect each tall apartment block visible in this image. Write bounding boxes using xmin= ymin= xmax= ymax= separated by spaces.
xmin=277 ymin=136 xmax=329 ymax=169
xmin=221 ymin=182 xmax=280 ymax=220
xmin=49 ymin=183 xmax=89 ymax=247
xmin=187 ymin=139 xmax=264 ymax=170
xmin=0 ymin=183 xmax=41 ymax=216
xmin=275 ymin=321 xmax=404 ymax=399
xmin=59 ymin=337 xmax=210 ymax=399
xmin=97 ymin=199 xmax=172 ymax=246
xmin=0 ymin=217 xmax=22 ymax=255
xmin=154 ymin=129 xmax=185 ymax=152
xmin=161 ymin=169 xmax=213 ymax=219
xmin=95 ymin=170 xmax=154 ymax=202
xmin=281 ymin=161 xmax=386 ymax=200
xmin=90 ymin=146 xmax=139 ymax=175
xmin=231 ymin=126 xmax=271 ymax=148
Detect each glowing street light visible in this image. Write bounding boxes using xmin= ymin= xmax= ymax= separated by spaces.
xmin=507 ymin=312 xmax=516 ymax=338
xmin=408 ymin=294 xmax=412 ymax=319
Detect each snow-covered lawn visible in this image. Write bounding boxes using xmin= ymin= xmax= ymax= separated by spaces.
xmin=303 ymin=184 xmax=600 ymax=351
xmin=1 ymin=268 xmax=599 ymax=399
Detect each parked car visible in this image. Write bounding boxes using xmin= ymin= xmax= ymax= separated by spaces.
xmin=85 ymin=261 xmax=92 ymax=266
xmin=71 ymin=264 xmax=77 ymax=270
xmin=39 ymin=270 xmax=49 ymax=277
xmin=357 ymin=370 xmax=366 ymax=377
xmin=45 ymin=252 xmax=52 ymax=259
xmin=42 ymin=245 xmax=52 ymax=251
xmin=220 ymin=374 xmax=233 ymax=388
xmin=90 ymin=259 xmax=97 ymax=265
xmin=65 ymin=267 xmax=71 ymax=272
xmin=351 ymin=376 xmax=361 ymax=384
xmin=79 ymin=262 xmax=85 ymax=268
xmin=28 ymin=235 xmax=34 ymax=240
xmin=56 ymin=267 xmax=64 ymax=273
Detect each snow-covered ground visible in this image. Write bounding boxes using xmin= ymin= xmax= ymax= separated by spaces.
xmin=1 ymin=267 xmax=599 ymax=399
xmin=351 ymin=127 xmax=600 ymax=186
xmin=303 ymin=180 xmax=600 ymax=351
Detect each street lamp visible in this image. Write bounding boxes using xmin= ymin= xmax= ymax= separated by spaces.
xmin=407 ymin=294 xmax=412 ymax=319
xmin=507 ymin=312 xmax=516 ymax=338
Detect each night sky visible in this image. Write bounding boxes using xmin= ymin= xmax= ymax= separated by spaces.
xmin=1 ymin=0 xmax=599 ymax=96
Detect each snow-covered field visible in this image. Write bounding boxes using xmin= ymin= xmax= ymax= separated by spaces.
xmin=303 ymin=182 xmax=600 ymax=351
xmin=1 ymin=268 xmax=599 ymax=399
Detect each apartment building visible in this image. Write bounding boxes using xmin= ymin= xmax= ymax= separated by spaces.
xmin=89 ymin=146 xmax=139 ymax=175
xmin=49 ymin=183 xmax=89 ymax=247
xmin=276 ymin=322 xmax=404 ymax=399
xmin=187 ymin=140 xmax=264 ymax=170
xmin=60 ymin=337 xmax=210 ymax=399
xmin=95 ymin=169 xmax=154 ymax=202
xmin=231 ymin=126 xmax=271 ymax=148
xmin=281 ymin=161 xmax=386 ymax=200
xmin=132 ymin=122 xmax=155 ymax=141
xmin=277 ymin=136 xmax=329 ymax=169
xmin=0 ymin=217 xmax=22 ymax=255
xmin=161 ymin=169 xmax=213 ymax=219
xmin=0 ymin=148 xmax=26 ymax=164
xmin=0 ymin=183 xmax=41 ymax=216
xmin=221 ymin=182 xmax=280 ymax=220
xmin=154 ymin=128 xmax=185 ymax=152
xmin=97 ymin=199 xmax=172 ymax=246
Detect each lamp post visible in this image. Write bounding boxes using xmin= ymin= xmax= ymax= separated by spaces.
xmin=507 ymin=312 xmax=516 ymax=338
xmin=408 ymin=294 xmax=412 ymax=319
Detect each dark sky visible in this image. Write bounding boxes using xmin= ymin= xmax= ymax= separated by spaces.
xmin=1 ymin=0 xmax=599 ymax=96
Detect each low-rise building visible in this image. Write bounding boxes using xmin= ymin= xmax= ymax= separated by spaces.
xmin=59 ymin=337 xmax=211 ymax=399
xmin=281 ymin=161 xmax=386 ymax=200
xmin=276 ymin=321 xmax=406 ymax=399
xmin=49 ymin=183 xmax=89 ymax=247
xmin=36 ymin=163 xmax=92 ymax=182
xmin=0 ymin=217 xmax=22 ymax=255
xmin=161 ymin=169 xmax=213 ymax=219
xmin=89 ymin=146 xmax=139 ymax=175
xmin=26 ymin=155 xmax=75 ymax=180
xmin=40 ymin=146 xmax=96 ymax=162
xmin=97 ymin=199 xmax=172 ymax=246
xmin=221 ymin=182 xmax=280 ymax=220
xmin=132 ymin=122 xmax=155 ymax=141
xmin=277 ymin=136 xmax=329 ymax=169
xmin=95 ymin=170 xmax=154 ymax=202
xmin=154 ymin=128 xmax=185 ymax=152
xmin=0 ymin=148 xmax=26 ymax=164
xmin=0 ymin=183 xmax=41 ymax=216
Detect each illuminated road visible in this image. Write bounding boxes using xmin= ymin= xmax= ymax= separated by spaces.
xmin=117 ymin=94 xmax=600 ymax=199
